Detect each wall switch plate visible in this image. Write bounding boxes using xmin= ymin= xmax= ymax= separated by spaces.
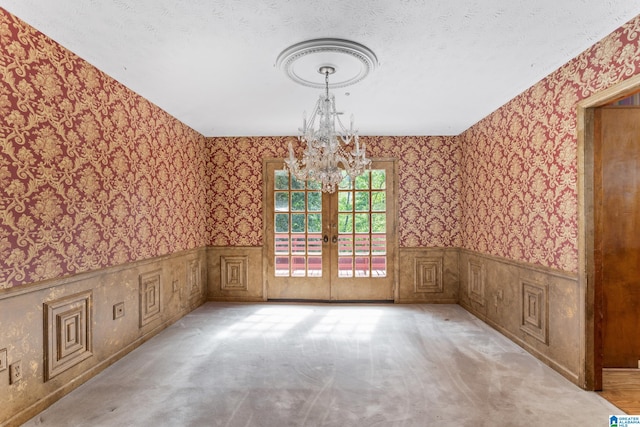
xmin=0 ymin=348 xmax=6 ymax=372
xmin=9 ymin=360 xmax=22 ymax=384
xmin=113 ymin=302 xmax=125 ymax=319
xmin=172 ymin=279 xmax=179 ymax=293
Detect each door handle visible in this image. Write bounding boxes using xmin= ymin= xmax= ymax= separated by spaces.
xmin=323 ymin=235 xmax=329 ymax=243
xmin=332 ymin=235 xmax=338 ymax=244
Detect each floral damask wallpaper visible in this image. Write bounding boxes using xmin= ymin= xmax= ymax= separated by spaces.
xmin=3 ymin=6 xmax=640 ymax=288
xmin=461 ymin=15 xmax=640 ymax=273
xmin=0 ymin=9 xmax=210 ymax=289
xmin=207 ymin=135 xmax=462 ymax=248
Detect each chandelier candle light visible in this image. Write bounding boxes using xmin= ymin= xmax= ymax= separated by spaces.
xmin=277 ymin=39 xmax=378 ymax=193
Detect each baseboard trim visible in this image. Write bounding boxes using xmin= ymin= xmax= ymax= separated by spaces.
xmin=396 ymin=298 xmax=458 ymax=304
xmin=208 ymin=296 xmax=267 ymax=302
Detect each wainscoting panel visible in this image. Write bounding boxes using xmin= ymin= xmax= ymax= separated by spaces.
xmin=397 ymin=248 xmax=459 ymax=303
xmin=220 ymin=256 xmax=249 ymax=291
xmin=0 ymin=247 xmax=207 ymax=427
xmin=415 ymin=257 xmax=443 ymax=293
xmin=468 ymin=259 xmax=486 ymax=307
xmin=187 ymin=258 xmax=203 ymax=300
xmin=207 ymin=247 xmax=264 ymax=301
xmin=139 ymin=270 xmax=162 ymax=328
xmin=458 ymin=249 xmax=580 ymax=385
xmin=43 ymin=291 xmax=93 ymax=382
xmin=520 ymin=279 xmax=549 ymax=344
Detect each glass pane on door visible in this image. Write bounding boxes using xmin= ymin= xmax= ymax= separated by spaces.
xmin=337 ymin=170 xmax=387 ymax=278
xmin=273 ymin=170 xmax=323 ymax=278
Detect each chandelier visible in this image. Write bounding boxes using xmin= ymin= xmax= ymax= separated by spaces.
xmin=285 ymin=66 xmax=370 ymax=193
xmin=276 ymin=39 xmax=378 ymax=193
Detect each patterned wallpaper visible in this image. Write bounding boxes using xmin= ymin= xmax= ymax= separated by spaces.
xmin=3 ymin=5 xmax=640 ymax=288
xmin=461 ymin=15 xmax=640 ymax=273
xmin=0 ymin=10 xmax=210 ymax=289
xmin=207 ymin=136 xmax=461 ymax=248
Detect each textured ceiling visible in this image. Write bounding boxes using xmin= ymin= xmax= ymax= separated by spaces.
xmin=2 ymin=1 xmax=640 ymax=136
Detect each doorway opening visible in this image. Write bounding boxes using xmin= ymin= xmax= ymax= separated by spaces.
xmin=578 ymin=74 xmax=640 ymax=392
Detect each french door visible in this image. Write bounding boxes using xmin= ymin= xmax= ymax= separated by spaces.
xmin=264 ymin=159 xmax=396 ymax=301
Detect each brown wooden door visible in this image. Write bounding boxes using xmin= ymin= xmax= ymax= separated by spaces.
xmin=264 ymin=159 xmax=396 ymax=301
xmin=595 ymin=106 xmax=640 ymax=368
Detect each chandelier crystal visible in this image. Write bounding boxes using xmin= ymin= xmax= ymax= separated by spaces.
xmin=285 ymin=66 xmax=371 ymax=193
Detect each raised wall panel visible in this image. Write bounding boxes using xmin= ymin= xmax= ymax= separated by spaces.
xmin=468 ymin=259 xmax=485 ymax=306
xmin=221 ymin=256 xmax=248 ymax=290
xmin=207 ymin=247 xmax=263 ymax=301
xmin=520 ymin=280 xmax=549 ymax=344
xmin=139 ymin=270 xmax=162 ymax=327
xmin=396 ymin=248 xmax=458 ymax=303
xmin=44 ymin=291 xmax=93 ymax=382
xmin=414 ymin=257 xmax=443 ymax=293
xmin=187 ymin=258 xmax=202 ymax=297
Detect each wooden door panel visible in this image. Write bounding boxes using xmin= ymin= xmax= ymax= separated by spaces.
xmin=596 ymin=107 xmax=640 ymax=368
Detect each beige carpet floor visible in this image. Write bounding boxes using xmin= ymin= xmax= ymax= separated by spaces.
xmin=23 ymin=303 xmax=623 ymax=426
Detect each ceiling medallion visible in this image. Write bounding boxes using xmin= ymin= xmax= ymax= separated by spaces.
xmin=277 ymin=39 xmax=377 ymax=193
xmin=276 ymin=38 xmax=378 ymax=89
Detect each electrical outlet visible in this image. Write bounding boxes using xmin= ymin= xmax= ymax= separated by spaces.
xmin=113 ymin=302 xmax=125 ymax=319
xmin=0 ymin=348 xmax=6 ymax=372
xmin=9 ymin=360 xmax=22 ymax=385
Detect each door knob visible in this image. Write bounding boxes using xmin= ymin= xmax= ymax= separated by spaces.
xmin=332 ymin=235 xmax=338 ymax=244
xmin=323 ymin=235 xmax=329 ymax=243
